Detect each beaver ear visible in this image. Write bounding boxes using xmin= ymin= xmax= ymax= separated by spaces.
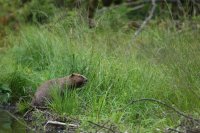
xmin=70 ymin=73 xmax=75 ymax=77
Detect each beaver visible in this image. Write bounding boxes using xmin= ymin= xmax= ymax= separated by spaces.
xmin=31 ymin=73 xmax=88 ymax=106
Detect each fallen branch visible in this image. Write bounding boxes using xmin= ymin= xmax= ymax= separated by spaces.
xmin=68 ymin=123 xmax=79 ymax=128
xmin=97 ymin=2 xmax=145 ymax=16
xmin=166 ymin=127 xmax=184 ymax=133
xmin=45 ymin=120 xmax=67 ymax=126
xmin=23 ymin=107 xmax=34 ymax=118
xmin=130 ymin=0 xmax=156 ymax=46
xmin=118 ymin=98 xmax=200 ymax=123
xmin=23 ymin=104 xmax=50 ymax=118
xmin=44 ymin=120 xmax=67 ymax=130
xmin=88 ymin=121 xmax=117 ymax=133
xmin=43 ymin=120 xmax=80 ymax=131
xmin=125 ymin=0 xmax=200 ymax=6
xmin=95 ymin=120 xmax=111 ymax=132
xmin=129 ymin=4 xmax=145 ymax=11
xmin=5 ymin=110 xmax=35 ymax=131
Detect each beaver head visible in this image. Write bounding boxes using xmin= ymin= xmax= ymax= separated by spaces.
xmin=67 ymin=73 xmax=88 ymax=88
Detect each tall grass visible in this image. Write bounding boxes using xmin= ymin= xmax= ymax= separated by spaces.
xmin=0 ymin=9 xmax=200 ymax=132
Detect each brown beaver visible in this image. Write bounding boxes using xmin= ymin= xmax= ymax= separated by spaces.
xmin=31 ymin=73 xmax=88 ymax=106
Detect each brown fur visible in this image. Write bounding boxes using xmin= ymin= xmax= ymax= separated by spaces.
xmin=31 ymin=73 xmax=88 ymax=106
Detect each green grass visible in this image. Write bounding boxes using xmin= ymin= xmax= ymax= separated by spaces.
xmin=48 ymin=87 xmax=79 ymax=115
xmin=0 ymin=9 xmax=200 ymax=132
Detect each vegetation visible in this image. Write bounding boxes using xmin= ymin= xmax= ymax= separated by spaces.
xmin=0 ymin=0 xmax=200 ymax=132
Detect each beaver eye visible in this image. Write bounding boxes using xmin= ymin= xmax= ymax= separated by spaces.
xmin=70 ymin=73 xmax=75 ymax=77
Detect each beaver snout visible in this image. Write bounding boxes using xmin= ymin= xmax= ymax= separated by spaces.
xmin=84 ymin=78 xmax=88 ymax=83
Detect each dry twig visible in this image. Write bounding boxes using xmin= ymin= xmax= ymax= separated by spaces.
xmin=44 ymin=120 xmax=67 ymax=131
xmin=5 ymin=110 xmax=35 ymax=131
xmin=166 ymin=127 xmax=184 ymax=133
xmin=130 ymin=0 xmax=156 ymax=46
xmin=23 ymin=107 xmax=34 ymax=118
xmin=118 ymin=98 xmax=200 ymax=123
xmin=88 ymin=120 xmax=118 ymax=133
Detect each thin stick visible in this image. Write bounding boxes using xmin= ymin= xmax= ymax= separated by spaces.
xmin=44 ymin=120 xmax=67 ymax=131
xmin=130 ymin=0 xmax=156 ymax=46
xmin=68 ymin=123 xmax=79 ymax=128
xmin=88 ymin=121 xmax=117 ymax=133
xmin=4 ymin=110 xmax=35 ymax=131
xmin=118 ymin=98 xmax=200 ymax=122
xmin=46 ymin=120 xmax=67 ymax=126
xmin=24 ymin=103 xmax=50 ymax=118
xmin=23 ymin=107 xmax=34 ymax=118
xmin=129 ymin=4 xmax=145 ymax=11
xmin=95 ymin=120 xmax=110 ymax=132
xmin=166 ymin=128 xmax=184 ymax=133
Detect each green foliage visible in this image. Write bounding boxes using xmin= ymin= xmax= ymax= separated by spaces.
xmin=8 ymin=70 xmax=33 ymax=102
xmin=0 ymin=0 xmax=56 ymax=25
xmin=48 ymin=88 xmax=79 ymax=115
xmin=24 ymin=0 xmax=56 ymax=24
xmin=16 ymin=99 xmax=30 ymax=113
xmin=13 ymin=27 xmax=55 ymax=70
xmin=0 ymin=83 xmax=11 ymax=103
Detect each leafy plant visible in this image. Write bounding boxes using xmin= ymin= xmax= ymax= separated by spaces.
xmin=0 ymin=83 xmax=11 ymax=103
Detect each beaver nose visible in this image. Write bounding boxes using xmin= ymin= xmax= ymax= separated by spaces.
xmin=85 ymin=79 xmax=88 ymax=82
